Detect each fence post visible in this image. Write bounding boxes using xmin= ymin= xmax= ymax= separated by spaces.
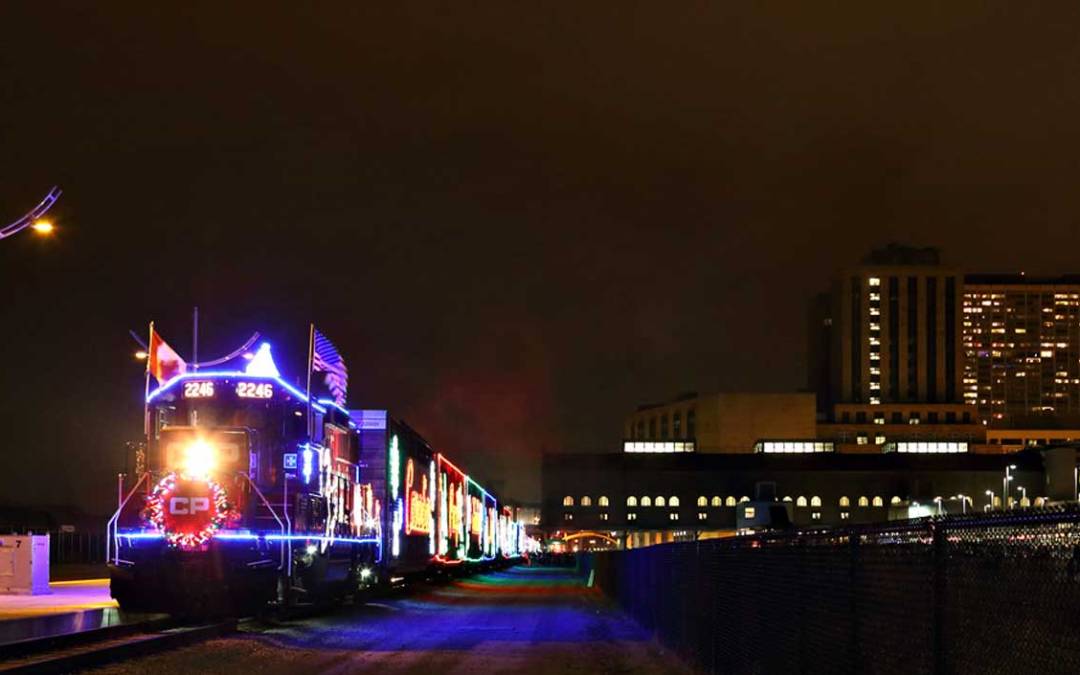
xmin=932 ymin=521 xmax=948 ymax=675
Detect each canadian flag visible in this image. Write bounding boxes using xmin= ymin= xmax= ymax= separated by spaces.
xmin=148 ymin=325 xmax=187 ymax=384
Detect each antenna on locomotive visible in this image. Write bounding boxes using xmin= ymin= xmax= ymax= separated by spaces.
xmin=192 ymin=307 xmax=199 ymax=372
xmin=305 ymin=322 xmax=315 ymax=441
xmin=144 ymin=321 xmax=153 ymax=437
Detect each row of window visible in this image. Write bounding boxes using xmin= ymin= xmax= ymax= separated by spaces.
xmin=563 ymin=495 xmax=908 ymax=508
xmin=630 ymin=408 xmax=697 ymax=441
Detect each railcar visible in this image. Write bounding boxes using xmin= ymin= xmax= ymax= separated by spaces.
xmin=107 ymin=340 xmax=527 ymax=615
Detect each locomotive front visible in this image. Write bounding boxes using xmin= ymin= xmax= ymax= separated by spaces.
xmin=108 ymin=348 xmax=377 ymax=615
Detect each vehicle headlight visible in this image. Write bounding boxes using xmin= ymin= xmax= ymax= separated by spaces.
xmin=182 ymin=440 xmax=217 ymax=477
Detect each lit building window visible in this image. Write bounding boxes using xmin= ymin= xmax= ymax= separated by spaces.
xmin=697 ymin=512 xmax=707 ymax=520
xmin=627 ymin=513 xmax=637 ymax=521
xmin=811 ymin=512 xmax=822 ymax=520
xmin=641 ymin=496 xmax=652 ymax=507
xmin=883 ymin=441 xmax=968 ymax=454
xmin=874 ymin=435 xmax=886 ymax=445
xmin=697 ymin=496 xmax=707 ymax=507
xmin=890 ymin=496 xmax=902 ymax=505
xmin=669 ymin=513 xmax=679 ymax=521
xmin=598 ymin=496 xmax=609 ymax=507
xmin=669 ymin=496 xmax=680 ymax=507
xmin=726 ymin=496 xmax=737 ymax=507
xmin=796 ymin=496 xmax=807 ymax=507
xmin=600 ymin=513 xmax=609 ymax=521
xmin=858 ymin=496 xmax=869 ymax=507
xmin=580 ymin=496 xmax=592 ymax=507
xmin=810 ymin=496 xmax=822 ymax=507
xmin=655 ymin=496 xmax=666 ymax=507
xmin=626 ymin=496 xmax=637 ymax=507
xmin=840 ymin=512 xmax=850 ymax=520
xmin=868 ymin=277 xmax=881 ymax=287
xmin=782 ymin=496 xmax=793 ymax=502
xmin=564 ymin=513 xmax=573 ymax=521
xmin=739 ymin=496 xmax=750 ymax=503
xmin=563 ymin=496 xmax=574 ymax=507
xmin=857 ymin=434 xmax=868 ymax=445
xmin=623 ymin=441 xmax=696 ymax=453
xmin=872 ymin=496 xmax=884 ymax=507
xmin=744 ymin=507 xmax=756 ymax=519
xmin=711 ymin=496 xmax=722 ymax=507
xmin=839 ymin=496 xmax=850 ymax=507
xmin=755 ymin=441 xmax=835 ymax=453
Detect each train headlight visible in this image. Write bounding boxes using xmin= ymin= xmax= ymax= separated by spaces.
xmin=182 ymin=440 xmax=217 ymax=477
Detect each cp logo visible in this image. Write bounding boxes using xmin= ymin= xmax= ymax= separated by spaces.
xmin=169 ymin=496 xmax=210 ymax=515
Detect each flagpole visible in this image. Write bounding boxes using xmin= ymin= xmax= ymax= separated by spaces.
xmin=144 ymin=322 xmax=153 ymax=438
xmin=305 ymin=323 xmax=315 ymax=442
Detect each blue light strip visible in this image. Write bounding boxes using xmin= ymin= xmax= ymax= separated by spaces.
xmin=146 ymin=371 xmax=328 ymax=413
xmin=118 ymin=529 xmax=380 ymax=546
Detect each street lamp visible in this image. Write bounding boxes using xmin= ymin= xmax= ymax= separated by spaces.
xmin=954 ymin=494 xmax=971 ymax=514
xmin=30 ymin=219 xmax=54 ymax=235
xmin=934 ymin=496 xmax=943 ymax=516
xmin=1016 ymin=485 xmax=1027 ymax=507
xmin=986 ymin=489 xmax=995 ymax=512
xmin=1004 ymin=464 xmax=1016 ymax=510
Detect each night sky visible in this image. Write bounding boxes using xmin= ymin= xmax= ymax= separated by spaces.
xmin=3 ymin=3 xmax=1080 ymax=513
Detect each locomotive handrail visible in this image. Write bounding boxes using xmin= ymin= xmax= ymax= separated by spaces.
xmin=105 ymin=471 xmax=149 ymax=565
xmin=241 ymin=472 xmax=287 ymax=575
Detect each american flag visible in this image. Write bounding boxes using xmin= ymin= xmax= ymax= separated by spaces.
xmin=312 ymin=328 xmax=348 ymax=406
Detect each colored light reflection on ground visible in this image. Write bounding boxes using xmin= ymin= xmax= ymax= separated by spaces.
xmin=86 ymin=566 xmax=691 ymax=674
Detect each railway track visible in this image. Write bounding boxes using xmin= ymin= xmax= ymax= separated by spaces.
xmin=0 ymin=617 xmax=238 ymax=674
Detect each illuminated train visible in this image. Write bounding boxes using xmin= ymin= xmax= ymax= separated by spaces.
xmin=106 ymin=342 xmax=529 ymax=614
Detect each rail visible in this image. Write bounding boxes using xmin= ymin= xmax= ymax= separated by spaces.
xmin=242 ymin=472 xmax=287 ymax=576
xmin=105 ymin=472 xmax=148 ymax=566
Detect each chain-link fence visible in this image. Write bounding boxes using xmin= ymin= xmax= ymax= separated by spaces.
xmin=585 ymin=506 xmax=1080 ymax=674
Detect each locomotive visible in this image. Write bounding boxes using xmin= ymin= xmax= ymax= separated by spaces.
xmin=106 ymin=340 xmax=528 ymax=615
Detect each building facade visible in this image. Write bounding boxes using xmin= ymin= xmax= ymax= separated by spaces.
xmin=543 ymin=449 xmax=1068 ymax=545
xmin=624 ymin=392 xmax=817 ymax=453
xmin=963 ymin=275 xmax=1080 ymax=426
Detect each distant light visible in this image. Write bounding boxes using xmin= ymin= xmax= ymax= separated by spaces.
xmin=244 ymin=342 xmax=280 ymax=377
xmin=305 ymin=544 xmax=318 ymax=556
xmin=134 ymin=351 xmax=148 ymax=360
xmin=360 ymin=567 xmax=373 ymax=579
xmin=31 ymin=219 xmax=54 ymax=235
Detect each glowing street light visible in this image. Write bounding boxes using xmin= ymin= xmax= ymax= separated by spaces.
xmin=986 ymin=489 xmax=995 ymax=512
xmin=1004 ymin=464 xmax=1017 ymax=510
xmin=134 ymin=351 xmax=148 ymax=360
xmin=30 ymin=219 xmax=54 ymax=235
xmin=1016 ymin=485 xmax=1027 ymax=506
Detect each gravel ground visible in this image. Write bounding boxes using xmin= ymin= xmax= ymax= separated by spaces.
xmin=86 ymin=566 xmax=692 ymax=674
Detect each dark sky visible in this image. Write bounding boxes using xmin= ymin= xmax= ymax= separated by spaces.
xmin=3 ymin=3 xmax=1080 ymax=512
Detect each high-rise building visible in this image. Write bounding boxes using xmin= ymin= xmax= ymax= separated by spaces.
xmin=963 ymin=275 xmax=1080 ymax=426
xmin=815 ymin=245 xmax=964 ymax=415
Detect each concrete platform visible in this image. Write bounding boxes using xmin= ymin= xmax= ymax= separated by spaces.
xmin=0 ymin=578 xmax=115 ymax=621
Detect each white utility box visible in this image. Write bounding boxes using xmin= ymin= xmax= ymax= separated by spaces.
xmin=0 ymin=535 xmax=51 ymax=595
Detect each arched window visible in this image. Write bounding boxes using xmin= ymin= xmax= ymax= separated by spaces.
xmin=839 ymin=496 xmax=850 ymax=508
xmin=796 ymin=496 xmax=808 ymax=507
xmin=810 ymin=496 xmax=822 ymax=507
xmin=711 ymin=496 xmax=722 ymax=507
xmin=598 ymin=496 xmax=609 ymax=507
xmin=641 ymin=496 xmax=652 ymax=507
xmin=1034 ymin=497 xmax=1046 ymax=507
xmin=725 ymin=496 xmax=737 ymax=507
xmin=740 ymin=496 xmax=750 ymax=503
xmin=669 ymin=496 xmax=680 ymax=507
xmin=697 ymin=496 xmax=707 ymax=507
xmin=872 ymin=496 xmax=884 ymax=507
xmin=626 ymin=496 xmax=637 ymax=507
xmin=890 ymin=496 xmax=902 ymax=505
xmin=858 ymin=496 xmax=869 ymax=507
xmin=782 ymin=496 xmax=793 ymax=502
xmin=563 ymin=496 xmax=574 ymax=507
xmin=655 ymin=496 xmax=666 ymax=507
xmin=580 ymin=496 xmax=592 ymax=507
